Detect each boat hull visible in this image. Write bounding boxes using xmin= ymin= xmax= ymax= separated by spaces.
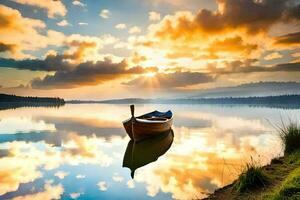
xmin=123 ymin=117 xmax=173 ymax=142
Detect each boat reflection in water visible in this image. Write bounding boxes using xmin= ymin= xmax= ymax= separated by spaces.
xmin=123 ymin=129 xmax=174 ymax=178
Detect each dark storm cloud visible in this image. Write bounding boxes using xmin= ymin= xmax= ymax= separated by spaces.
xmin=31 ymin=58 xmax=157 ymax=89
xmin=0 ymin=55 xmax=70 ymax=71
xmin=124 ymin=71 xmax=214 ymax=88
xmin=275 ymin=31 xmax=300 ymax=44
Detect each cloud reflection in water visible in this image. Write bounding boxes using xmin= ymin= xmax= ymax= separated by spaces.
xmin=0 ymin=104 xmax=295 ymax=199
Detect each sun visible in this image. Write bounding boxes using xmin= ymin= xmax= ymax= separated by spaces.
xmin=144 ymin=72 xmax=156 ymax=78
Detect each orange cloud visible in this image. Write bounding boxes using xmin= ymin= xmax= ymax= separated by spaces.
xmin=150 ymin=0 xmax=293 ymax=40
xmin=0 ymin=5 xmax=65 ymax=58
xmin=62 ymin=34 xmax=121 ymax=63
xmin=206 ymin=36 xmax=258 ymax=57
xmin=63 ymin=40 xmax=97 ymax=62
xmin=0 ymin=154 xmax=42 ymax=195
xmin=131 ymin=52 xmax=147 ymax=64
xmin=133 ymin=0 xmax=300 ymax=72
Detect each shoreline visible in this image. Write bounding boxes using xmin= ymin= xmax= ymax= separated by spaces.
xmin=204 ymin=151 xmax=300 ymax=200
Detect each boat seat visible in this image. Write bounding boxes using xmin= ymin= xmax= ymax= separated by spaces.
xmin=143 ymin=117 xmax=168 ymax=121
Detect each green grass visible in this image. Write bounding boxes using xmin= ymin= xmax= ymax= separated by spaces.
xmin=267 ymin=167 xmax=300 ymax=200
xmin=287 ymin=150 xmax=300 ymax=165
xmin=277 ymin=122 xmax=300 ymax=154
xmin=234 ymin=159 xmax=269 ymax=193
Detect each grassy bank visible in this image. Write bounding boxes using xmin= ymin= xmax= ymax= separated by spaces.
xmin=205 ymin=123 xmax=300 ymax=200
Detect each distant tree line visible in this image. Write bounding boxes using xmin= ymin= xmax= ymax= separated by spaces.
xmin=0 ymin=93 xmax=65 ymax=110
xmin=173 ymin=95 xmax=300 ymax=105
xmin=76 ymin=95 xmax=300 ymax=109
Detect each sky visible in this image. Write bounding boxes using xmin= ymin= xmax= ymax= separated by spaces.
xmin=0 ymin=0 xmax=299 ymax=100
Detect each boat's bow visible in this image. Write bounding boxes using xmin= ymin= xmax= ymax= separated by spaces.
xmin=122 ymin=105 xmax=173 ymax=141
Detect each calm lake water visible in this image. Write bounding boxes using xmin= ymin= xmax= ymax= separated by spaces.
xmin=0 ymin=104 xmax=299 ymax=200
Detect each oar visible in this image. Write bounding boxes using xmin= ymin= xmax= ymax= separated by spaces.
xmin=130 ymin=104 xmax=137 ymax=138
xmin=130 ymin=104 xmax=136 ymax=178
xmin=130 ymin=104 xmax=135 ymax=118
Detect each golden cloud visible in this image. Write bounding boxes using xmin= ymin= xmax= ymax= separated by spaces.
xmin=0 ymin=151 xmax=42 ymax=195
xmin=0 ymin=5 xmax=65 ymax=58
xmin=132 ymin=0 xmax=300 ymax=73
xmin=149 ymin=0 xmax=292 ymax=39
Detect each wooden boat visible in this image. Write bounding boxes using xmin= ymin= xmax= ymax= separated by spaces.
xmin=123 ymin=129 xmax=174 ymax=178
xmin=122 ymin=105 xmax=173 ymax=142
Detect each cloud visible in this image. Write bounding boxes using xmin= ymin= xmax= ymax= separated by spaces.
xmin=78 ymin=22 xmax=88 ymax=26
xmin=125 ymin=71 xmax=214 ymax=88
xmin=127 ymin=180 xmax=135 ymax=188
xmin=149 ymin=0 xmax=293 ymax=40
xmin=0 ymin=5 xmax=65 ymax=58
xmin=63 ymin=37 xmax=99 ymax=62
xmin=11 ymin=0 xmax=67 ymax=18
xmin=0 ymin=152 xmax=42 ymax=195
xmin=70 ymin=192 xmax=82 ymax=199
xmin=0 ymin=134 xmax=119 ymax=197
xmin=275 ymin=31 xmax=300 ymax=44
xmin=129 ymin=26 xmax=141 ymax=34
xmin=38 ymin=115 xmax=126 ymax=139
xmin=264 ymin=52 xmax=283 ymax=60
xmin=134 ymin=0 xmax=300 ymax=65
xmin=131 ymin=51 xmax=147 ymax=64
xmin=209 ymin=60 xmax=300 ymax=74
xmin=30 ymin=58 xmax=157 ymax=89
xmin=0 ymin=42 xmax=16 ymax=53
xmin=292 ymin=52 xmax=300 ymax=57
xmin=115 ymin=23 xmax=127 ymax=29
xmin=76 ymin=174 xmax=85 ymax=179
xmin=97 ymin=181 xmax=108 ymax=191
xmin=0 ymin=55 xmax=70 ymax=71
xmin=54 ymin=171 xmax=69 ymax=179
xmin=112 ymin=173 xmax=124 ymax=182
xmin=149 ymin=11 xmax=161 ymax=21
xmin=99 ymin=9 xmax=111 ymax=19
xmin=110 ymin=1 xmax=300 ymax=86
xmin=206 ymin=36 xmax=258 ymax=57
xmin=11 ymin=182 xmax=64 ymax=200
xmin=0 ymin=32 xmax=115 ymax=71
xmin=51 ymin=34 xmax=116 ymax=63
xmin=73 ymin=0 xmax=86 ymax=7
xmin=57 ymin=20 xmax=70 ymax=27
